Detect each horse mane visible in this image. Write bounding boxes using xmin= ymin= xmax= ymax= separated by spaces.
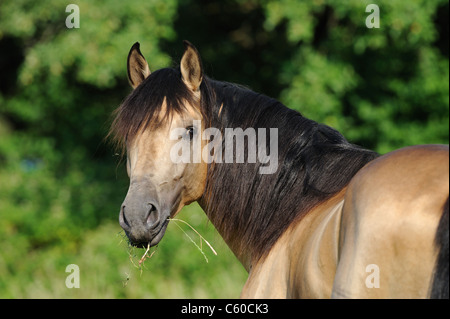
xmin=200 ymin=78 xmax=379 ymax=263
xmin=108 ymin=66 xmax=378 ymax=264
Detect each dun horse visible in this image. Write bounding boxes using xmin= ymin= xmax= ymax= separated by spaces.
xmin=109 ymin=41 xmax=449 ymax=298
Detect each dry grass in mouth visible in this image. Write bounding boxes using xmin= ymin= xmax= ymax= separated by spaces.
xmin=167 ymin=218 xmax=217 ymax=263
xmin=126 ymin=242 xmax=158 ymax=273
xmin=119 ymin=217 xmax=217 ymax=273
xmin=116 ymin=231 xmax=158 ymax=274
xmin=138 ymin=243 xmax=158 ymax=266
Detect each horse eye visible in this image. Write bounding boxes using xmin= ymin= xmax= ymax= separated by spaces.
xmin=186 ymin=126 xmax=194 ymax=140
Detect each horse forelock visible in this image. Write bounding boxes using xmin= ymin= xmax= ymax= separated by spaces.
xmin=108 ymin=67 xmax=201 ymax=153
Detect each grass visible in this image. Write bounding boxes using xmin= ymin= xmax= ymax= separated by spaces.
xmin=168 ymin=218 xmax=218 ymax=262
xmin=125 ymin=215 xmax=219 ymax=273
xmin=130 ymin=216 xmax=219 ymax=275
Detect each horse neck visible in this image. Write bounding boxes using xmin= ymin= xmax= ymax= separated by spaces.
xmin=198 ymin=80 xmax=378 ymax=269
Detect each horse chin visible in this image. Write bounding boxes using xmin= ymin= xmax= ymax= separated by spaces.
xmin=148 ymin=219 xmax=169 ymax=247
xmin=129 ymin=219 xmax=170 ymax=248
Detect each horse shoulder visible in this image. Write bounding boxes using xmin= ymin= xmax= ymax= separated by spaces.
xmin=287 ymin=193 xmax=345 ymax=298
xmin=240 ymin=190 xmax=346 ymax=298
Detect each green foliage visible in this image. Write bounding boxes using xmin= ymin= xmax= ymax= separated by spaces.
xmin=262 ymin=0 xmax=449 ymax=152
xmin=0 ymin=0 xmax=448 ymax=298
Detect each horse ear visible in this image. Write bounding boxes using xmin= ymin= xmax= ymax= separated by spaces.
xmin=127 ymin=42 xmax=151 ymax=89
xmin=180 ymin=40 xmax=203 ymax=92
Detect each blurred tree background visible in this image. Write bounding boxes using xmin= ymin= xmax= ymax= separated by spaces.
xmin=0 ymin=0 xmax=448 ymax=298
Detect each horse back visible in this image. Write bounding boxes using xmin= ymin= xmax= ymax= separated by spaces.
xmin=333 ymin=145 xmax=449 ymax=298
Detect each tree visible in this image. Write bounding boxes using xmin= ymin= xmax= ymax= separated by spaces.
xmin=261 ymin=0 xmax=449 ymax=152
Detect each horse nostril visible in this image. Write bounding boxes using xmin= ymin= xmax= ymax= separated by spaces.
xmin=119 ymin=205 xmax=131 ymax=231
xmin=145 ymin=204 xmax=159 ymax=229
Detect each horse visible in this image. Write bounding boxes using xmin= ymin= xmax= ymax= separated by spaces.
xmin=108 ymin=41 xmax=449 ymax=298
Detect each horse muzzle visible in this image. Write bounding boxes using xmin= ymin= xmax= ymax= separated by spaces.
xmin=119 ymin=198 xmax=170 ymax=248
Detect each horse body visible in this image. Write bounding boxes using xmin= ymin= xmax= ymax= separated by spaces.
xmin=334 ymin=144 xmax=449 ymax=298
xmin=109 ymin=41 xmax=449 ymax=298
xmin=241 ymin=145 xmax=449 ymax=298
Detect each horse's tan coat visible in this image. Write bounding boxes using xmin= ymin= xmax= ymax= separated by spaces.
xmin=333 ymin=145 xmax=448 ymax=298
xmin=240 ymin=145 xmax=449 ymax=298
xmin=240 ymin=189 xmax=345 ymax=298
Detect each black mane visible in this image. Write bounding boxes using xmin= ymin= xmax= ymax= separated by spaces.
xmin=201 ymin=79 xmax=378 ymax=262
